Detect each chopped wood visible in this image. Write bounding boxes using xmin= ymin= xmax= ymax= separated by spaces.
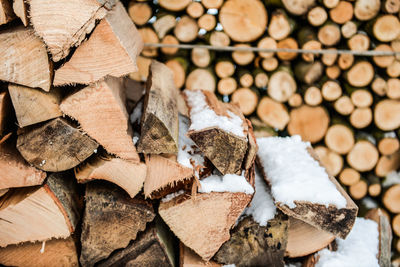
xmin=304 ymin=86 xmax=323 ymax=106
xmin=0 ymin=91 xmax=11 ymax=137
xmin=180 ymin=243 xmax=221 ymax=267
xmin=60 ymin=77 xmax=139 ymax=162
xmin=282 ymin=0 xmax=315 ymax=15
xmin=161 ymin=35 xmax=179 ymax=55
xmin=138 ymin=60 xmax=179 ymax=154
xmin=277 ymin=38 xmax=298 ymax=61
xmin=349 ymin=107 xmax=372 ymax=129
xmin=349 ymin=179 xmax=368 ymax=200
xmin=339 ymin=167 xmax=360 ymax=186
xmin=174 ymin=15 xmax=198 ymax=43
xmin=218 ymin=77 xmax=237 ymax=95
xmin=12 ymin=0 xmax=27 ymax=26
xmin=138 ymin=27 xmax=159 ymax=57
xmin=0 ymin=237 xmax=79 ymax=267
xmin=378 ymin=136 xmax=400 ymax=155
xmin=268 ymin=69 xmax=296 ymax=102
xmin=325 ymin=124 xmax=354 ymax=155
xmin=54 ymin=2 xmax=143 ymax=86
xmin=257 ymin=96 xmax=290 ymax=130
xmin=346 ymin=61 xmax=374 ymax=87
xmin=0 ymin=27 xmax=52 ymax=91
xmin=80 ymin=182 xmax=155 ymax=267
xmin=198 ymin=14 xmax=216 ymax=31
xmin=153 ymin=14 xmax=176 ymax=39
xmin=0 ymin=0 xmax=15 ymax=25
xmin=159 ymin=0 xmax=190 ymax=11
xmin=329 ymin=1 xmax=353 ymax=24
xmin=16 ymin=117 xmax=98 ymax=172
xmin=128 ymin=2 xmax=152 ymax=26
xmin=185 ymin=68 xmax=216 ymax=92
xmin=373 ymin=15 xmax=400 ymax=42
xmin=0 ymin=172 xmax=80 ymax=247
xmin=75 ymin=154 xmax=146 ymax=198
xmin=375 ymin=151 xmax=400 ymax=177
xmin=166 ymin=58 xmax=186 ymax=89
xmin=314 ymin=146 xmax=343 ymax=177
xmin=8 ymin=84 xmax=62 ymax=127
xmin=318 ymin=23 xmax=341 ymax=46
xmin=232 ymin=44 xmax=255 ymax=66
xmin=354 ymin=0 xmax=380 ymax=20
xmin=346 ymin=140 xmax=379 ymax=172
xmin=231 ymin=87 xmax=258 ymax=116
xmin=187 ymin=2 xmax=204 ymax=19
xmin=308 ymin=6 xmax=328 ymax=27
xmin=383 ymin=184 xmax=400 ymax=213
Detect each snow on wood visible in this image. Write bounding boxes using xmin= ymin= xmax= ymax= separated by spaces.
xmin=198 ymin=171 xmax=254 ymax=195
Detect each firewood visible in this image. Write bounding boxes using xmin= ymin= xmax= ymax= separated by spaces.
xmin=128 ymin=2 xmax=152 ymax=26
xmin=393 ymin=214 xmax=400 ymax=237
xmin=304 ymin=86 xmax=323 ymax=106
xmin=288 ymin=93 xmax=303 ymax=108
xmin=215 ymin=59 xmax=235 ymax=78
xmin=185 ymin=68 xmax=216 ymax=92
xmin=166 ymin=58 xmax=187 ymax=89
xmin=373 ymin=44 xmax=395 ymax=68
xmin=219 ymin=0 xmax=267 ymax=42
xmin=254 ymin=69 xmax=268 ymax=89
xmin=0 ymin=139 xmax=46 ymax=190
xmin=282 ymin=0 xmax=315 ymax=15
xmin=0 ymin=172 xmax=80 ymax=247
xmin=314 ymin=146 xmax=343 ymax=177
xmin=349 ymin=179 xmax=368 ymax=200
xmin=180 ymin=244 xmax=221 ymax=267
xmin=17 ymin=118 xmax=98 ymax=172
xmin=378 ymin=134 xmax=400 ymax=155
xmin=354 ymin=0 xmax=380 ymax=21
xmin=383 ymin=0 xmax=400 ymax=13
xmin=256 ymin=96 xmax=290 ymax=130
xmin=161 ymin=35 xmax=179 ymax=55
xmin=387 ymin=60 xmax=400 ymax=78
xmin=387 ymin=78 xmax=400 ymax=99
xmin=60 ymin=77 xmax=139 ymax=162
xmin=217 ymin=77 xmax=237 ymax=95
xmin=318 ymin=22 xmax=341 ymax=46
xmin=268 ymin=9 xmax=293 ymax=41
xmin=374 ymin=99 xmax=400 ymax=131
xmin=349 ymin=107 xmax=372 ymax=129
xmin=261 ymin=57 xmax=279 ymax=72
xmin=348 ymin=33 xmax=370 ymax=52
xmin=54 ymin=2 xmax=143 ymax=86
xmin=138 ymin=27 xmax=159 ymax=57
xmin=383 ymin=184 xmax=400 ymax=213
xmin=373 ymin=15 xmax=400 ymax=42
xmin=202 ymin=0 xmax=223 ymax=9
xmin=321 ymin=48 xmax=338 ymax=66
xmin=346 ymin=140 xmax=379 ymax=172
xmin=29 ymin=0 xmax=116 ymax=61
xmin=294 ymin=61 xmax=324 ymax=85
xmin=159 ymin=192 xmax=253 ymax=261
xmin=75 ymin=154 xmax=146 ymax=198
xmin=257 ymin=37 xmax=277 ymax=59
xmin=338 ymin=53 xmax=354 ymax=70
xmin=325 ymin=65 xmax=340 ymax=80
xmin=238 ymin=70 xmax=253 ymax=88
xmin=350 ymin=89 xmax=373 ymax=108
xmin=268 ymin=69 xmax=296 ymax=103
xmin=80 ymin=182 xmax=155 ymax=267
xmin=12 ymin=0 xmax=27 ymax=26
xmin=308 ymin=6 xmax=328 ymax=27
xmin=375 ymin=151 xmax=400 ymax=177
xmin=231 ymin=88 xmax=258 ymax=116
xmin=129 ymin=55 xmax=152 ymax=82
xmin=0 ymin=237 xmax=79 ymax=267
xmin=198 ymin=14 xmax=216 ymax=32
xmin=0 ymin=0 xmax=14 ymax=25
xmin=153 ymin=14 xmax=176 ymax=39
xmin=8 ymin=84 xmax=62 ymax=127
xmin=159 ymin=0 xmax=190 ymax=11
xmin=286 ymin=217 xmax=335 ymax=258
xmin=325 ymin=124 xmax=355 ymax=155
xmin=329 ymin=1 xmax=353 ymax=24
xmin=0 ymin=91 xmax=11 ymax=136
xmin=346 ymin=61 xmax=374 ymax=87
xmin=0 ymin=27 xmax=52 ymax=91
xmin=339 ymin=167 xmax=360 ymax=186
xmin=187 ymin=2 xmax=204 ymax=19
xmin=367 ymin=174 xmax=382 ymax=197
xmin=213 ymin=215 xmax=288 ymax=267
xmin=232 ymin=44 xmax=255 ymax=66
xmin=191 ymin=47 xmax=212 ymax=68
xmin=372 ymin=76 xmax=387 ymax=97
xmin=138 ymin=61 xmax=179 ymax=154
xmin=341 ymin=21 xmax=358 ymax=38
xmin=277 ymin=38 xmax=298 ymax=61
xmin=174 ymin=15 xmax=198 ymax=43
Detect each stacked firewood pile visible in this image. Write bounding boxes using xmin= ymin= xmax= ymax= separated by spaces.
xmin=127 ymin=0 xmax=400 ymax=257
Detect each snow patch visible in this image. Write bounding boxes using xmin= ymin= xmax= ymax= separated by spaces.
xmin=383 ymin=171 xmax=400 ymax=187
xmin=130 ymin=101 xmax=143 ymax=124
xmin=198 ymin=172 xmax=254 ymax=195
xmin=161 ymin=190 xmax=185 ymax=203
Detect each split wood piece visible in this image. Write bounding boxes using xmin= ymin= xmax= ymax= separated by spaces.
xmin=159 ymin=0 xmax=190 ymax=11
xmin=0 ymin=140 xmax=46 ymax=190
xmin=0 ymin=91 xmax=11 ymax=136
xmin=60 ymin=77 xmax=139 ymax=162
xmin=8 ymin=84 xmax=62 ymax=127
xmin=314 ymin=146 xmax=343 ymax=177
xmin=282 ymin=0 xmax=315 ymax=15
xmin=128 ymin=2 xmax=152 ymax=26
xmin=185 ymin=90 xmax=248 ymax=175
xmin=166 ymin=58 xmax=186 ymax=89
xmin=185 ymin=68 xmax=216 ymax=92
xmin=326 ymin=66 xmax=342 ymax=79
xmin=159 ymin=192 xmax=252 ymax=261
xmin=214 ymin=215 xmax=288 ymax=267
xmin=181 ymin=244 xmax=221 ymax=267
xmin=325 ymin=124 xmax=354 ymax=155
xmin=54 ymin=2 xmax=143 ymax=86
xmin=346 ymin=140 xmax=379 ymax=172
xmin=12 ymin=0 xmax=27 ymax=26
xmin=129 ymin=55 xmax=152 ymax=82
xmin=375 ymin=151 xmax=400 ymax=177
xmin=219 ymin=0 xmax=267 ymax=42
xmin=383 ymin=184 xmax=400 ymax=213
xmin=80 ymin=182 xmax=155 ymax=267
xmin=286 ymin=217 xmax=335 ymax=258
xmin=339 ymin=168 xmax=360 ymax=186
xmin=374 ymin=99 xmax=400 ymax=131
xmin=17 ymin=117 xmax=98 ymax=172
xmin=123 ymin=77 xmax=145 ymax=112
xmin=321 ymin=48 xmax=338 ymax=66
xmin=287 ymin=105 xmax=330 ymax=144
xmin=0 ymin=27 xmax=52 ymax=91
xmin=365 ymin=209 xmax=392 ymax=267
xmin=153 ymin=15 xmax=176 ymax=39
xmin=231 ymin=88 xmax=258 ymax=116
xmin=0 ymin=172 xmax=80 ymax=247
xmin=30 ymin=0 xmax=116 ymax=61
xmin=75 ymin=155 xmax=146 ymax=198
xmin=144 ymin=154 xmax=193 ymax=199
xmin=268 ymin=70 xmax=296 ymax=103
xmin=138 ymin=60 xmax=179 ymax=154
xmin=308 ymin=6 xmax=327 ymax=27
xmin=0 ymin=237 xmax=79 ymax=267
xmin=294 ymin=61 xmax=323 ymax=85
xmin=0 ymin=0 xmax=14 ymax=25
xmin=354 ymin=0 xmax=380 ymax=21
xmin=257 ymin=96 xmax=289 ymax=130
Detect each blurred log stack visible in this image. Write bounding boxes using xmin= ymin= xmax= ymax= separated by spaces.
xmin=127 ymin=0 xmax=400 ymax=258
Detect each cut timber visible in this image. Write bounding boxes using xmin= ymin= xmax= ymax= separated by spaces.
xmin=161 ymin=35 xmax=179 ymax=55
xmin=282 ymin=0 xmax=315 ymax=15
xmin=0 ymin=0 xmax=14 ymax=25
xmin=383 ymin=184 xmax=400 ymax=213
xmin=138 ymin=61 xmax=179 ymax=154
xmin=231 ymin=87 xmax=258 ymax=116
xmin=187 ymin=2 xmax=204 ymax=19
xmin=365 ymin=209 xmax=392 ymax=267
xmin=304 ymin=87 xmax=322 ymax=106
xmin=350 ymin=107 xmax=372 ymax=129
xmin=374 ymin=99 xmax=400 ymax=131
xmin=287 ymin=105 xmax=330 ymax=143
xmin=159 ymin=0 xmax=190 ymax=11
xmin=286 ymin=217 xmax=335 ymax=258
xmin=375 ymin=151 xmax=400 ymax=177
xmin=98 ymin=223 xmax=175 ymax=267
xmin=0 ymin=237 xmax=79 ymax=267
xmin=166 ymin=58 xmax=186 ymax=89
xmin=257 ymin=97 xmax=289 ymax=130
xmin=314 ymin=146 xmax=343 ymax=177
xmin=0 ymin=172 xmax=80 ymax=247
xmin=308 ymin=6 xmax=327 ymax=27
xmin=12 ymin=0 xmax=27 ymax=26
xmin=325 ymin=124 xmax=354 ymax=155
xmin=128 ymin=2 xmax=152 ymax=26
xmin=60 ymin=77 xmax=139 ymax=162
xmin=214 ymin=215 xmax=288 ymax=267
xmin=347 ymin=140 xmax=379 ymax=172
xmin=349 ymin=179 xmax=368 ymax=200
xmin=16 ymin=118 xmax=98 ymax=172
xmin=373 ymin=15 xmax=400 ymax=42
xmin=354 ymin=0 xmax=380 ymax=20
xmin=329 ymin=1 xmax=353 ymax=24
xmin=181 ymin=244 xmax=221 ymax=267
xmin=144 ymin=154 xmax=193 ymax=199
xmin=276 ymin=38 xmax=298 ymax=61
xmin=8 ymin=84 xmax=62 ymax=127
xmin=219 ymin=0 xmax=267 ymax=42
xmin=153 ymin=15 xmax=176 ymax=39
xmin=339 ymin=168 xmax=360 ymax=186
xmin=174 ymin=15 xmax=198 ymax=43
xmin=138 ymin=27 xmax=159 ymax=57
xmin=0 ymin=140 xmax=46 ymax=190
xmin=346 ymin=61 xmax=374 ymax=87
xmin=378 ymin=136 xmax=399 ymax=155
xmin=80 ymin=182 xmax=155 ymax=267
xmin=0 ymin=27 xmax=52 ymax=91
xmin=268 ymin=70 xmax=296 ymax=103
xmin=268 ymin=9 xmax=293 ymax=41
xmin=159 ymin=192 xmax=252 ymax=261
xmin=54 ymin=2 xmax=143 ymax=86
xmin=30 ymin=0 xmax=117 ymax=61
xmin=198 ymin=14 xmax=216 ymax=31
xmin=75 ymin=155 xmax=146 ymax=198
xmin=185 ymin=68 xmax=216 ymax=92
xmin=232 ymin=44 xmax=255 ymax=66
xmin=0 ymin=91 xmax=10 ymax=136
xmin=318 ymin=23 xmax=341 ymax=46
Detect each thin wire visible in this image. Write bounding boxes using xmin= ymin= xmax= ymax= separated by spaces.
xmin=144 ymin=43 xmax=400 ymax=57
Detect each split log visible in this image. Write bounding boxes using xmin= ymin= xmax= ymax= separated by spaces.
xmin=16 ymin=117 xmax=98 ymax=172
xmin=129 ymin=55 xmax=152 ymax=82
xmin=0 ymin=172 xmax=80 ymax=247
xmin=181 ymin=244 xmax=221 ymax=267
xmin=75 ymin=154 xmax=146 ymax=198
xmin=12 ymin=0 xmax=27 ymax=26
xmin=0 ymin=237 xmax=79 ymax=267
xmin=268 ymin=9 xmax=293 ymax=41
xmin=138 ymin=60 xmax=179 ymax=154
xmin=295 ymin=61 xmax=323 ymax=85
xmin=54 ymin=2 xmax=143 ymax=86
xmin=346 ymin=140 xmax=379 ymax=172
xmin=30 ymin=0 xmax=117 ymax=61
xmin=214 ymin=215 xmax=288 ymax=267
xmin=326 ymin=66 xmax=340 ymax=81
xmin=371 ymin=76 xmax=387 ymax=97
xmin=338 ymin=53 xmax=354 ymax=70
xmin=0 ymin=27 xmax=52 ymax=91
xmin=257 ymin=96 xmax=290 ymax=130
xmin=215 ymin=60 xmax=235 ymax=78
xmin=153 ymin=14 xmax=176 ymax=39
xmin=60 ymin=77 xmax=139 ymax=162
xmin=0 ymin=91 xmax=11 ymax=136
xmin=80 ymin=182 xmax=155 ymax=267
xmin=8 ymin=84 xmax=62 ymax=127
xmin=0 ymin=0 xmax=14 ymax=25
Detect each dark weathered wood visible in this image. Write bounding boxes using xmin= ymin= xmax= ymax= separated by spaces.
xmin=16 ymin=117 xmax=98 ymax=172
xmin=214 ymin=214 xmax=288 ymax=267
xmin=138 ymin=60 xmax=179 ymax=154
xmin=0 ymin=0 xmax=15 ymax=25
xmin=0 ymin=91 xmax=11 ymax=137
xmin=80 ymin=182 xmax=155 ymax=267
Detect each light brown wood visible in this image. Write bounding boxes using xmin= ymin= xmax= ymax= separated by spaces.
xmin=0 ymin=27 xmax=52 ymax=91
xmin=159 ymin=192 xmax=252 ymax=261
xmin=187 ymin=2 xmax=204 ymax=19
xmin=129 ymin=55 xmax=152 ymax=82
xmin=347 ymin=140 xmax=379 ymax=172
xmin=209 ymin=31 xmax=231 ymax=47
xmin=295 ymin=61 xmax=323 ymax=85
xmin=375 ymin=151 xmax=400 ymax=177
xmin=166 ymin=58 xmax=186 ymax=89
xmin=384 ymin=184 xmax=400 ymax=213
xmin=159 ymin=0 xmax=190 ymax=11
xmin=393 ymin=214 xmax=400 ymax=237
xmin=257 ymin=37 xmax=277 ymax=58
xmin=288 ymin=105 xmax=330 ymax=143
xmin=174 ymin=15 xmax=198 ymax=43
xmin=268 ymin=70 xmax=296 ymax=103
xmin=218 ymin=77 xmax=237 ymax=95
xmin=387 ymin=60 xmax=400 ymax=78
xmin=350 ymin=89 xmax=373 ymax=108
xmin=215 ymin=60 xmax=235 ymax=78
xmin=201 ymin=0 xmax=223 ymax=9
xmin=374 ymin=99 xmax=400 ymax=131
xmin=75 ymin=155 xmax=146 ymax=198
xmin=232 ymin=44 xmax=255 ymax=65
xmin=288 ymin=93 xmax=303 ymax=108
xmin=387 ymin=78 xmax=400 ymax=99
xmin=257 ymin=96 xmax=290 ymax=130
xmin=338 ymin=53 xmax=354 ymax=70
xmin=348 ymin=33 xmax=370 ymax=51
xmin=346 ymin=61 xmax=374 ymax=87
xmin=383 ymin=0 xmax=400 ymax=13
xmin=219 ymin=0 xmax=267 ymax=42
xmin=318 ymin=23 xmax=341 ymax=46
xmin=378 ymin=136 xmax=400 ymax=155
xmin=322 ymin=80 xmax=342 ymax=101
xmin=304 ymin=86 xmax=323 ymax=106
xmin=138 ymin=27 xmax=159 ymax=57
xmin=0 ymin=237 xmax=79 ymax=267
xmin=308 ymin=6 xmax=327 ymax=27
xmin=302 ymin=40 xmax=322 ymax=62
xmin=128 ymin=2 xmax=152 ymax=26
xmin=254 ymin=71 xmax=268 ymax=89
xmin=0 ymin=0 xmax=15 ymax=25
xmin=282 ymin=0 xmax=315 ymax=15
xmin=354 ymin=0 xmax=380 ymax=21
xmin=373 ymin=44 xmax=395 ymax=68
xmin=231 ymin=88 xmax=258 ymax=115
xmin=349 ymin=179 xmax=368 ymax=200
xmin=261 ymin=57 xmax=279 ymax=72
xmin=329 ymin=1 xmax=353 ymax=24
xmin=8 ymin=84 xmax=62 ymax=127
xmin=339 ymin=168 xmax=360 ymax=186
xmin=341 ymin=21 xmax=357 ymax=39
xmin=323 ymin=0 xmax=339 ymax=8
xmin=334 ymin=95 xmax=354 ymax=116
xmin=61 ymin=77 xmax=139 ymax=162
xmin=374 ymin=15 xmax=400 ymax=42
xmin=198 ymin=14 xmax=216 ymax=31
xmin=350 ymin=107 xmax=372 ymax=129
xmin=12 ymin=0 xmax=27 ymax=26
xmin=30 ymin=0 xmax=116 ymax=61
xmin=325 ymin=124 xmax=354 ymax=155
xmin=185 ymin=68 xmax=216 ymax=92
xmin=54 ymin=2 xmax=143 ymax=86
xmin=314 ymin=146 xmax=343 ymax=176
xmin=180 ymin=243 xmax=221 ymax=267
xmin=286 ymin=217 xmax=335 ymax=258
xmin=191 ymin=47 xmax=211 ymax=68
xmin=153 ymin=14 xmax=176 ymax=39
xmin=239 ymin=72 xmax=253 ymax=88
xmin=326 ymin=65 xmax=341 ymax=80
xmin=277 ymin=38 xmax=298 ymax=61
xmin=372 ymin=76 xmax=387 ymax=97
xmin=268 ymin=9 xmax=292 ymax=41
xmin=161 ymin=35 xmax=179 ymax=55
